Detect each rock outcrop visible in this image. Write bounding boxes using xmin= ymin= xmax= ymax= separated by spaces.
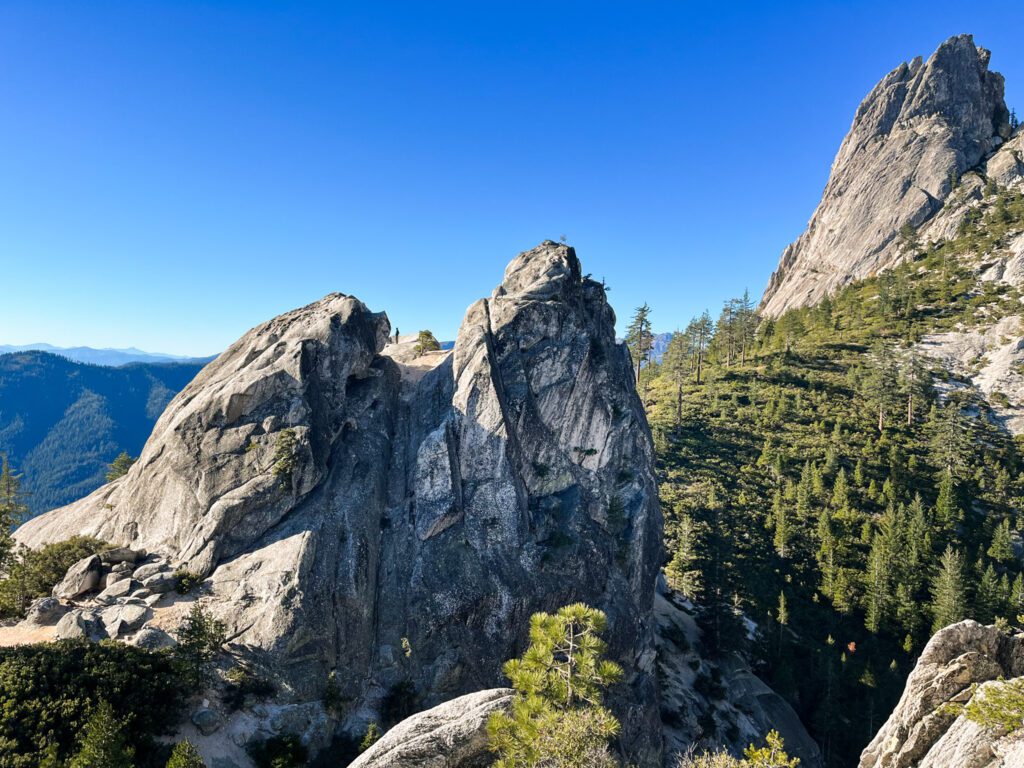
xmin=761 ymin=34 xmax=1012 ymax=317
xmin=16 ymin=242 xmax=664 ymax=763
xmin=860 ymin=620 xmax=1024 ymax=768
xmin=349 ymin=688 xmax=514 ymax=768
xmin=655 ymin=591 xmax=822 ymax=768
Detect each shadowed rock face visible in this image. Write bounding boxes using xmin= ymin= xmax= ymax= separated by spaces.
xmin=761 ymin=34 xmax=1011 ymax=317
xmin=16 ymin=241 xmax=664 ymax=763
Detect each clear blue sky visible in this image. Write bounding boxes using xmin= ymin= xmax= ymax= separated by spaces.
xmin=1 ymin=1 xmax=1020 ymax=356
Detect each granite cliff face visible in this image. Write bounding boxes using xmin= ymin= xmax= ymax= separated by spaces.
xmin=860 ymin=621 xmax=1024 ymax=768
xmin=16 ymin=242 xmax=664 ymax=763
xmin=761 ymin=34 xmax=1012 ymax=317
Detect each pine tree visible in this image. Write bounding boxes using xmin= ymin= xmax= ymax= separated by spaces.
xmin=665 ymin=514 xmax=702 ymax=597
xmin=988 ymin=518 xmax=1014 ymax=565
xmin=862 ymin=342 xmax=900 ymax=433
xmin=898 ymin=351 xmax=930 ymax=429
xmin=0 ymin=455 xmax=29 ymax=568
xmin=625 ymin=303 xmax=654 ymax=385
xmin=69 ymin=701 xmax=134 ymax=768
xmin=413 ymin=330 xmax=441 ymax=357
xmin=662 ymin=331 xmax=690 ymax=426
xmin=773 ymin=490 xmax=792 ymax=560
xmin=934 ymin=470 xmax=962 ymax=542
xmin=167 ymin=740 xmax=206 ymax=768
xmin=105 ymin=451 xmax=136 ymax=482
xmin=865 ymin=533 xmax=893 ymax=633
xmin=976 ymin=563 xmax=1004 ymax=624
xmin=487 ymin=604 xmax=622 ymax=768
xmin=931 ymin=546 xmax=967 ymax=633
xmin=830 ymin=468 xmax=850 ymax=511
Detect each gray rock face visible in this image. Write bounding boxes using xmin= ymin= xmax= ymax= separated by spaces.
xmin=51 ymin=555 xmax=101 ymax=599
xmin=16 ymin=242 xmax=663 ymax=763
xmin=761 ymin=34 xmax=1011 ymax=317
xmin=349 ymin=688 xmax=513 ymax=768
xmin=655 ymin=592 xmax=822 ymax=768
xmin=860 ymin=620 xmax=1024 ymax=768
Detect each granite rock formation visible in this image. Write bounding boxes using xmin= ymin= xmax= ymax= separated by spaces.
xmin=762 ymin=34 xmax=1012 ymax=317
xmin=16 ymin=241 xmax=664 ymax=763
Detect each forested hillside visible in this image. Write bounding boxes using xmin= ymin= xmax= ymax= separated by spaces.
xmin=636 ymin=183 xmax=1024 ymax=767
xmin=0 ymin=352 xmax=205 ymax=515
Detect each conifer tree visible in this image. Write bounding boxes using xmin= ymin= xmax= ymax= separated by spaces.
xmin=0 ymin=455 xmax=29 ymax=568
xmin=830 ymin=468 xmax=850 ymax=511
xmin=106 ymin=451 xmax=136 ymax=482
xmin=69 ymin=701 xmax=134 ymax=768
xmin=167 ymin=740 xmax=206 ymax=768
xmin=487 ymin=604 xmax=622 ymax=768
xmin=934 ymin=470 xmax=962 ymax=542
xmin=931 ymin=546 xmax=967 ymax=633
xmin=665 ymin=514 xmax=702 ymax=597
xmin=413 ymin=330 xmax=441 ymax=357
xmin=976 ymin=563 xmax=1004 ymax=624
xmin=625 ymin=303 xmax=654 ymax=385
xmin=988 ymin=518 xmax=1014 ymax=565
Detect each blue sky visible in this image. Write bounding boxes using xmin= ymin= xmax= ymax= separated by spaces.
xmin=1 ymin=2 xmax=1020 ymax=356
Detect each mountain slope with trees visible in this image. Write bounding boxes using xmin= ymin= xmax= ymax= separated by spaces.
xmin=640 ymin=149 xmax=1024 ymax=767
xmin=0 ymin=352 xmax=206 ymax=516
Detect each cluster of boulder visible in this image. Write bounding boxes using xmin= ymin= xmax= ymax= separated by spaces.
xmin=23 ymin=546 xmax=178 ymax=647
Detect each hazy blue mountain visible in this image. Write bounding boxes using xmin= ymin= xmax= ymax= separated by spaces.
xmin=0 ymin=343 xmax=214 ymax=368
xmin=0 ymin=351 xmax=206 ymax=516
xmin=650 ymin=331 xmax=673 ymax=362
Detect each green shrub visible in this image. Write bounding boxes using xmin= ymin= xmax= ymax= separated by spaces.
xmin=0 ymin=536 xmax=107 ymax=619
xmin=965 ymin=677 xmax=1024 ymax=734
xmin=0 ymin=639 xmax=188 ymax=767
xmin=174 ymin=569 xmax=205 ymax=595
xmin=272 ymin=429 xmax=299 ymax=489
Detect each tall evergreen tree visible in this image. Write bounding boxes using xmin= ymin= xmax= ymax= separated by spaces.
xmin=987 ymin=518 xmax=1014 ymax=565
xmin=0 ymin=455 xmax=29 ymax=569
xmin=931 ymin=546 xmax=967 ymax=633
xmin=625 ymin=303 xmax=654 ymax=385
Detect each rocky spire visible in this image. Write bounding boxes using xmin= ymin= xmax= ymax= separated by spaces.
xmin=16 ymin=241 xmax=664 ymax=764
xmin=761 ymin=34 xmax=1011 ymax=317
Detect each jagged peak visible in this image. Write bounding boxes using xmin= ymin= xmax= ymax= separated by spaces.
xmin=760 ymin=34 xmax=1010 ymax=318
xmin=492 ymin=240 xmax=583 ymax=301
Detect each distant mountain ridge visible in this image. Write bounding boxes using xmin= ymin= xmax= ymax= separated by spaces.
xmin=0 ymin=350 xmax=206 ymax=516
xmin=0 ymin=343 xmax=214 ymax=368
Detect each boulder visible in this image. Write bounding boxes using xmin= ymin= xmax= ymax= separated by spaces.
xmin=132 ymin=562 xmax=167 ymax=581
xmin=100 ymin=546 xmax=146 ymax=564
xmin=24 ymin=597 xmax=69 ymax=626
xmin=142 ymin=571 xmax=177 ymax=594
xmin=131 ymin=625 xmax=176 ymax=649
xmin=52 ymin=555 xmax=101 ymax=599
xmin=54 ymin=609 xmax=107 ymax=641
xmin=349 ymin=689 xmax=514 ymax=768
xmin=95 ymin=578 xmax=137 ymax=604
xmin=191 ymin=707 xmax=223 ymax=736
xmin=100 ymin=604 xmax=151 ymax=636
